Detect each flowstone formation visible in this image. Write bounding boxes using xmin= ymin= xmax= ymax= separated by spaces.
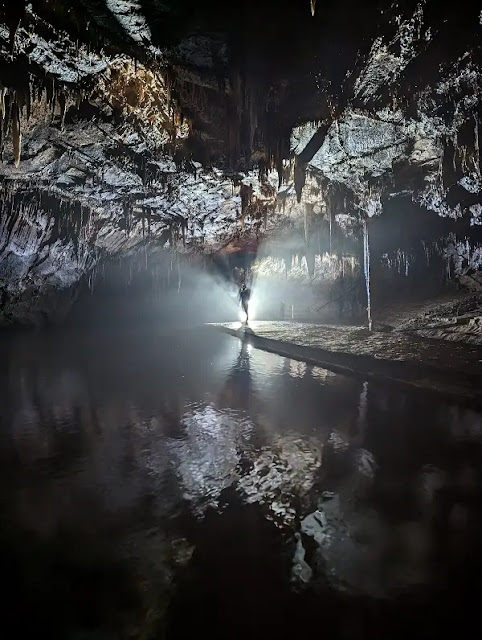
xmin=0 ymin=1 xmax=481 ymax=324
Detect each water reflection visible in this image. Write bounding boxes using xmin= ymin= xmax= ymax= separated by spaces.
xmin=217 ymin=338 xmax=253 ymax=408
xmin=169 ymin=403 xmax=253 ymax=511
xmin=0 ymin=328 xmax=482 ymax=638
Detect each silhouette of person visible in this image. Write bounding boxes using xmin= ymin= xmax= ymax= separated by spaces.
xmin=280 ymin=300 xmax=285 ymax=320
xmin=239 ymin=284 xmax=251 ymax=322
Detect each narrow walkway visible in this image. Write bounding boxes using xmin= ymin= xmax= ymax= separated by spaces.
xmin=211 ymin=321 xmax=482 ymax=404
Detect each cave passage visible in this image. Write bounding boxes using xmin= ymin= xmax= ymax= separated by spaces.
xmin=1 ymin=1 xmax=482 ymax=639
xmin=1 ymin=326 xmax=481 ymax=639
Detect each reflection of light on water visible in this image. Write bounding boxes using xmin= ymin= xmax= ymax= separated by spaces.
xmin=358 ymin=381 xmax=368 ymax=432
xmin=289 ymin=360 xmax=306 ymax=378
xmin=311 ymin=366 xmax=338 ymax=382
xmin=237 ymin=435 xmax=322 ymax=526
xmin=168 ymin=403 xmax=253 ymax=513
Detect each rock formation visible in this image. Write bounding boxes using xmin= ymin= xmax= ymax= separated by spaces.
xmin=0 ymin=1 xmax=481 ymax=324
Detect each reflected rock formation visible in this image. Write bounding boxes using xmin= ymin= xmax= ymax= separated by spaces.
xmin=294 ymin=431 xmax=386 ymax=597
xmin=237 ymin=435 xmax=322 ymax=524
xmin=292 ymin=398 xmax=482 ymax=600
xmin=168 ymin=403 xmax=254 ymax=512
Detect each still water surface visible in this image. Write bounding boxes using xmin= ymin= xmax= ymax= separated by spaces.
xmin=1 ymin=327 xmax=481 ymax=639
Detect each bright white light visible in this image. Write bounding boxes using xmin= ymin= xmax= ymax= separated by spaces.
xmin=238 ymin=303 xmax=255 ymax=323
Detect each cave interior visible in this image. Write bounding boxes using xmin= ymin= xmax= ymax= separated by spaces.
xmin=0 ymin=0 xmax=481 ymax=325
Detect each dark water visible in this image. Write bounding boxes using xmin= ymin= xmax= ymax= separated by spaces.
xmin=1 ymin=327 xmax=482 ymax=639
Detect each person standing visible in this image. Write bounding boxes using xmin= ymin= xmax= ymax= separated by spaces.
xmin=239 ymin=284 xmax=251 ymax=322
xmin=279 ymin=300 xmax=285 ymax=320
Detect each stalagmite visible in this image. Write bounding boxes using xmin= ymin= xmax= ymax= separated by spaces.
xmin=363 ymin=218 xmax=372 ymax=332
xmin=12 ymin=102 xmax=21 ymax=168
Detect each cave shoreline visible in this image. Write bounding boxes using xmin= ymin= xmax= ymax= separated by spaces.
xmin=212 ymin=323 xmax=482 ymax=406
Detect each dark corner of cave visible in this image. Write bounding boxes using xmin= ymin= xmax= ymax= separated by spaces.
xmin=1 ymin=1 xmax=482 ymax=639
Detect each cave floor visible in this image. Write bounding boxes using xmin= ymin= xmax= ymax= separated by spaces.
xmin=212 ymin=321 xmax=482 ymax=403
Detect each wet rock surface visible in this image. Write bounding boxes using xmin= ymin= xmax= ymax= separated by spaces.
xmin=396 ymin=293 xmax=482 ymax=344
xmin=215 ymin=320 xmax=482 ymax=400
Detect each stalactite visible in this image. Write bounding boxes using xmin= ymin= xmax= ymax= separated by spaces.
xmin=240 ymin=183 xmax=253 ymax=229
xmin=310 ymin=0 xmax=317 ymax=17
xmin=363 ymin=218 xmax=372 ymax=332
xmin=12 ymin=101 xmax=21 ymax=168
xmin=294 ymin=155 xmax=306 ymax=203
xmin=46 ymin=79 xmax=54 ymax=109
xmin=474 ymin=112 xmax=481 ymax=178
xmin=1 ymin=95 xmax=12 ymax=160
xmin=329 ymin=201 xmax=333 ymax=255
xmin=59 ymin=92 xmax=66 ymax=130
xmin=0 ymin=85 xmax=6 ymax=120
xmin=304 ymin=203 xmax=310 ymax=245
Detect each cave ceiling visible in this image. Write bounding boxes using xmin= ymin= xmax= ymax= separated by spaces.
xmin=1 ymin=1 xmax=481 ymax=223
xmin=0 ymin=0 xmax=481 ymax=322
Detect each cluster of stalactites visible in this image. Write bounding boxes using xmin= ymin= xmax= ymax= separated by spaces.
xmin=0 ymin=58 xmax=184 ymax=173
xmin=0 ymin=184 xmax=93 ymax=244
xmin=0 ymin=77 xmax=77 ymax=169
xmin=0 ymin=85 xmax=21 ymax=168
